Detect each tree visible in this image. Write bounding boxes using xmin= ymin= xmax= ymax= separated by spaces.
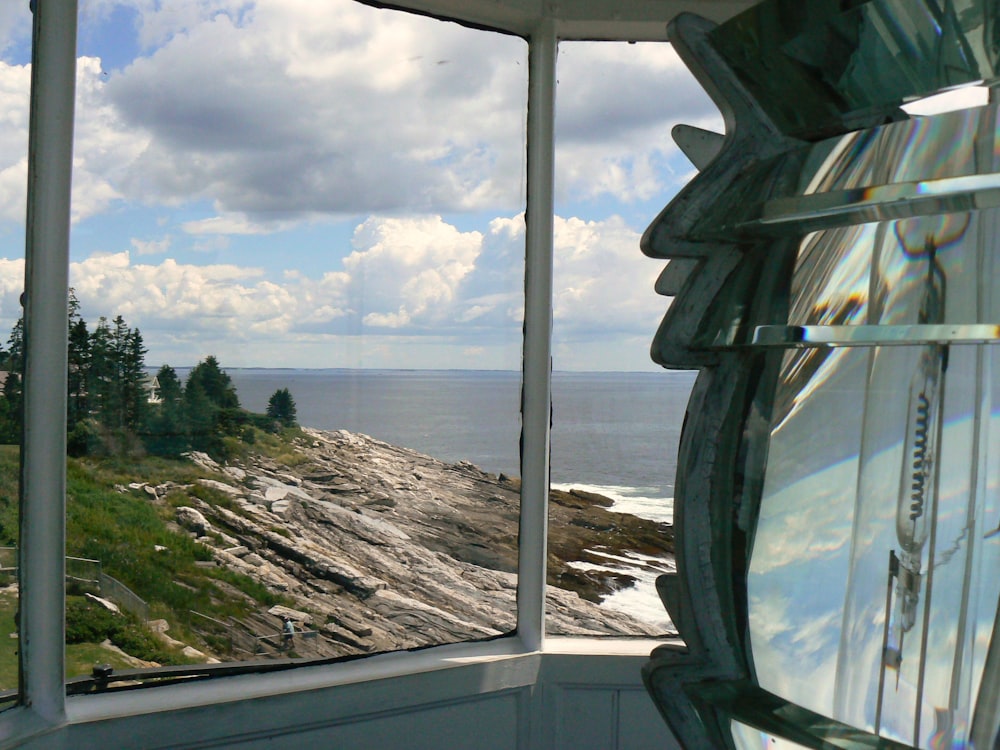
xmin=186 ymin=356 xmax=239 ymax=410
xmin=144 ymin=364 xmax=187 ymax=457
xmin=266 ymin=388 xmax=297 ymax=428
xmin=119 ymin=326 xmax=149 ymax=431
xmin=87 ymin=317 xmax=116 ymax=428
xmin=0 ymin=317 xmax=24 ymax=444
xmin=183 ymin=378 xmax=218 ymax=454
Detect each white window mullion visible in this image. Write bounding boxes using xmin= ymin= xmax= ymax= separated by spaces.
xmin=517 ymin=19 xmax=557 ymax=653
xmin=20 ymin=0 xmax=77 ymax=722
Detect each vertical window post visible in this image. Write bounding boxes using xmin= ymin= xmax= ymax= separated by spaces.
xmin=21 ymin=0 xmax=77 ymax=721
xmin=518 ymin=18 xmax=556 ymax=652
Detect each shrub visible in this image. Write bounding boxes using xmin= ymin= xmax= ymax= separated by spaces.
xmin=65 ymin=598 xmax=119 ymax=644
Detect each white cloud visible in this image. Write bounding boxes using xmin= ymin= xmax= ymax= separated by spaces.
xmin=0 ymin=2 xmax=713 ymax=370
xmin=555 ymin=41 xmax=722 ymax=205
xmin=181 ymin=214 xmax=293 ymax=236
xmin=0 ymin=61 xmax=29 ymax=224
xmin=0 ymin=4 xmax=29 ymax=59
xmin=57 ymin=210 xmax=665 ymax=367
xmin=96 ymin=0 xmax=529 ymax=223
xmin=553 ymin=214 xmax=663 ymax=333
xmin=344 ymin=215 xmax=482 ymax=329
xmin=130 ymin=235 xmax=172 ymax=256
xmin=71 ymin=56 xmax=152 ymax=223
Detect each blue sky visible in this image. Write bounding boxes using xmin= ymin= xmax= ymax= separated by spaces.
xmin=0 ymin=0 xmax=721 ymax=371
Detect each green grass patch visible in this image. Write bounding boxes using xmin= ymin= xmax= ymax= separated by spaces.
xmin=66 ymin=642 xmax=143 ymax=680
xmin=62 ymin=451 xmax=304 ymax=656
xmin=0 ymin=591 xmax=17 ymax=692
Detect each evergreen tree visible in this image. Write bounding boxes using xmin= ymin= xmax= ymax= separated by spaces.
xmin=183 ymin=377 xmax=218 ymax=454
xmin=88 ymin=317 xmax=116 ymax=429
xmin=153 ymin=364 xmax=183 ymax=404
xmin=66 ymin=290 xmax=90 ymax=451
xmin=0 ymin=317 xmax=24 ymax=444
xmin=186 ymin=355 xmax=239 ymax=410
xmin=120 ymin=326 xmax=148 ymax=431
xmin=266 ymin=388 xmax=297 ymax=428
xmin=144 ymin=364 xmax=187 ymax=456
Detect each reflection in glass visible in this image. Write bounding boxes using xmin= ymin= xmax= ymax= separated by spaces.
xmin=686 ymin=104 xmax=1000 ymax=246
xmin=731 ymin=720 xmax=810 ymax=750
xmin=710 ymin=0 xmax=1000 ymax=139
xmin=748 ymin=201 xmax=1000 ymax=747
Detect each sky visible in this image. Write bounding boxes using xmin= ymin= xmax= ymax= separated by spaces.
xmin=0 ymin=0 xmax=723 ymax=371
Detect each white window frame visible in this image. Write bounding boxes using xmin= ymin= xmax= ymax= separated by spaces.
xmin=4 ymin=1 xmax=676 ymax=743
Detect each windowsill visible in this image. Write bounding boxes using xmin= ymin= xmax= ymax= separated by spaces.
xmin=56 ymin=634 xmax=674 ymax=726
xmin=63 ymin=636 xmax=536 ymax=724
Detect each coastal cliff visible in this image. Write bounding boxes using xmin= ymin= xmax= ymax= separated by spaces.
xmin=130 ymin=427 xmax=674 ymax=660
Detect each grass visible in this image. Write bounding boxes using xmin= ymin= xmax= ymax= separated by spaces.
xmin=0 ymin=428 xmax=309 ymax=674
xmin=66 ymin=643 xmax=146 ymax=679
xmin=0 ymin=591 xmax=16 ymax=692
xmin=61 ymin=434 xmax=299 ymax=658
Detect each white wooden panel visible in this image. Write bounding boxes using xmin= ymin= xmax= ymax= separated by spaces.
xmin=617 ymin=689 xmax=681 ymax=750
xmin=555 ymin=687 xmax=616 ymax=750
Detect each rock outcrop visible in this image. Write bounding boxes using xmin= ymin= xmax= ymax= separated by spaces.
xmin=135 ymin=428 xmax=674 ymax=660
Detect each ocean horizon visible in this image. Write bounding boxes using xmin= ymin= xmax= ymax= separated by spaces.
xmin=214 ymin=367 xmax=694 ymax=505
xmin=202 ymin=366 xmax=693 ymax=629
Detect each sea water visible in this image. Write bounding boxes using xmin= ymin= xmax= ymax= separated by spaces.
xmin=224 ymin=368 xmax=697 ymax=629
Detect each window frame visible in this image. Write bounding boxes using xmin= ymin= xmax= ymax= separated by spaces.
xmin=4 ymin=1 xmax=676 ymax=744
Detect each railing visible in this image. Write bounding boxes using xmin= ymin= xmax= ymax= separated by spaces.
xmin=0 ymin=547 xmax=150 ymax=621
xmin=98 ymin=572 xmax=150 ymax=621
xmin=65 ymin=555 xmax=100 ymax=587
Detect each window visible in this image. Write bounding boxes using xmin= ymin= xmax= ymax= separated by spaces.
xmin=7 ymin=0 xmax=692 ymax=742
xmin=58 ymin=0 xmax=530 ymax=674
xmin=546 ymin=40 xmax=717 ymax=636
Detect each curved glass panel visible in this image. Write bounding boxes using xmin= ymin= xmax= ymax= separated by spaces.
xmin=710 ymin=0 xmax=1000 ymax=139
xmin=748 ymin=201 xmax=1000 ymax=747
xmin=689 ymin=104 xmax=1000 ymax=244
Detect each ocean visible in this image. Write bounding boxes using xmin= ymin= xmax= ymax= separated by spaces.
xmin=223 ymin=367 xmax=697 ymax=629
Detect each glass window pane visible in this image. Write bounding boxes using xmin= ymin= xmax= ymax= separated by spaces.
xmin=60 ymin=0 xmax=526 ymax=686
xmin=0 ymin=0 xmax=32 ymax=706
xmin=545 ymin=41 xmax=718 ymax=636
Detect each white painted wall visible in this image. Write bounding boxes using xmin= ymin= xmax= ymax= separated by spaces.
xmin=12 ymin=651 xmax=681 ymax=749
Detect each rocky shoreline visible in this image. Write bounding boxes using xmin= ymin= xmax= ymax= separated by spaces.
xmin=132 ymin=427 xmax=675 ymax=660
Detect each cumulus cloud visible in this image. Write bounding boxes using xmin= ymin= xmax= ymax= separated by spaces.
xmin=58 ymin=212 xmax=662 ymax=366
xmin=0 ymin=60 xmax=29 ymax=225
xmin=0 ymin=2 xmax=717 ymax=232
xmin=553 ymin=214 xmax=663 ymax=333
xmin=0 ymin=1 xmax=713 ymax=369
xmin=555 ymin=41 xmax=722 ymax=204
xmin=97 ymin=0 xmax=529 ymax=226
xmin=345 ymin=215 xmax=482 ymax=330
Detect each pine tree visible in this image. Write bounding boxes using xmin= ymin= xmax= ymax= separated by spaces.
xmin=183 ymin=377 xmax=218 ymax=454
xmin=120 ymin=327 xmax=148 ymax=432
xmin=266 ymin=388 xmax=297 ymax=428
xmin=88 ymin=317 xmax=116 ymax=429
xmin=186 ymin=355 xmax=239 ymax=410
xmin=0 ymin=317 xmax=24 ymax=444
xmin=144 ymin=364 xmax=187 ymax=456
xmin=67 ymin=290 xmax=90 ymax=448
